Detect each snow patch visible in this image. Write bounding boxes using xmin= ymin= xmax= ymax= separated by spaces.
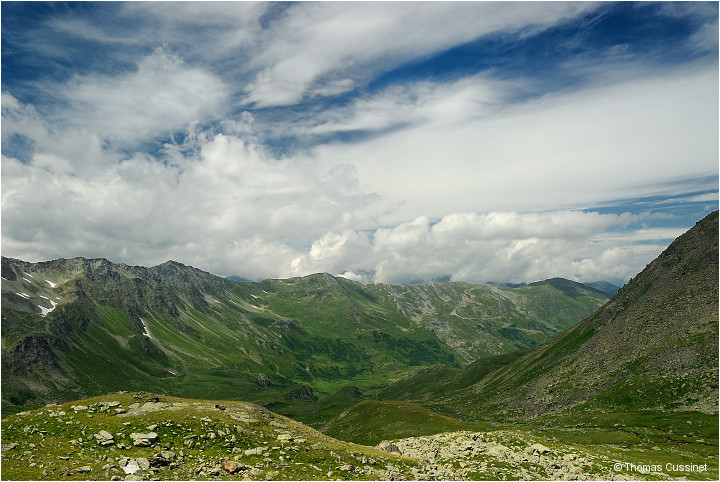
xmin=46 ymin=280 xmax=57 ymax=288
xmin=39 ymin=299 xmax=57 ymax=317
xmin=139 ymin=318 xmax=152 ymax=338
xmin=24 ymin=272 xmax=33 ymax=278
xmin=23 ymin=277 xmax=32 ymax=283
xmin=250 ymin=293 xmax=259 ymax=299
xmin=15 ymin=292 xmax=30 ymax=299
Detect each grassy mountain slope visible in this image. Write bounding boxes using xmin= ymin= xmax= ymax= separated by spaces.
xmin=377 ymin=211 xmax=719 ymax=420
xmin=320 ymin=400 xmax=491 ymax=446
xmin=2 ymin=257 xmax=607 ymax=415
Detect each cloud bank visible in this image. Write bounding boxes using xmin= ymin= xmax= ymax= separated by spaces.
xmin=2 ymin=2 xmax=717 ymax=285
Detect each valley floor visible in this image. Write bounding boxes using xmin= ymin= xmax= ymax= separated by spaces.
xmin=1 ymin=392 xmax=717 ymax=481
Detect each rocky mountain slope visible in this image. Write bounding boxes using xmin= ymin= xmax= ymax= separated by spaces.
xmin=378 ymin=211 xmax=719 ymax=420
xmin=1 ymin=258 xmax=607 ymax=414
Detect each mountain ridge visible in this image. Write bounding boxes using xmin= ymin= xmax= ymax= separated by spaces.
xmin=374 ymin=210 xmax=719 ymax=420
xmin=2 ymin=257 xmax=608 ymax=414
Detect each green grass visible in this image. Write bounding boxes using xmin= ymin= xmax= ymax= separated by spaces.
xmin=320 ymin=400 xmax=494 ymax=446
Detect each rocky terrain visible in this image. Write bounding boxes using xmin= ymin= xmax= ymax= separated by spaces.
xmin=381 ymin=431 xmax=644 ymax=481
xmin=1 ymin=391 xmax=425 ymax=481
xmin=4 ymin=390 xmax=715 ymax=481
xmin=0 ymin=392 xmax=675 ymax=481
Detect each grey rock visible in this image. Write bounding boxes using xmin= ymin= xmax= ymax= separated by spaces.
xmin=130 ymin=432 xmax=158 ymax=447
xmin=94 ymin=430 xmax=115 ymax=446
xmin=150 ymin=451 xmax=176 ymax=466
xmin=377 ymin=441 xmax=402 ymax=455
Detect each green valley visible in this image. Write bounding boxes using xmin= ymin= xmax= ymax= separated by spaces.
xmin=1 ymin=211 xmax=717 ymax=481
xmin=1 ymin=257 xmax=607 ymax=415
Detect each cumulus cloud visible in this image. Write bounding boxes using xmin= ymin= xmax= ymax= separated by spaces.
xmin=2 ymin=2 xmax=716 ymax=286
xmin=1 ymin=95 xmax=373 ymax=279
xmin=58 ymin=46 xmax=228 ymax=144
xmin=290 ymin=211 xmax=674 ymax=285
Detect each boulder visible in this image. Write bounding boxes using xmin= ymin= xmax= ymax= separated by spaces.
xmin=222 ymin=460 xmax=245 ymax=474
xmin=377 ymin=441 xmax=402 ymax=455
xmin=150 ymin=451 xmax=176 ymax=467
xmin=123 ymin=459 xmax=141 ymax=475
xmin=94 ymin=430 xmax=115 ymax=446
xmin=130 ymin=432 xmax=158 ymax=447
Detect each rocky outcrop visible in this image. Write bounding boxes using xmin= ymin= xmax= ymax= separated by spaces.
xmin=385 ymin=430 xmax=644 ymax=481
xmin=283 ymin=385 xmax=318 ymax=401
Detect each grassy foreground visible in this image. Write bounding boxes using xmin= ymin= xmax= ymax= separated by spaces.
xmin=0 ymin=391 xmax=421 ymax=481
xmin=2 ymin=391 xmax=717 ymax=480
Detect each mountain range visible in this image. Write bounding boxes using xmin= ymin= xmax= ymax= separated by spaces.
xmin=373 ymin=210 xmax=718 ymax=421
xmin=1 ymin=211 xmax=717 ymax=481
xmin=2 ymin=257 xmax=608 ymax=414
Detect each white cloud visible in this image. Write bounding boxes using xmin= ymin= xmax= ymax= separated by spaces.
xmin=2 ymin=2 xmax=716 ymax=286
xmin=59 ymin=46 xmax=228 ymax=144
xmin=287 ymin=210 xmax=672 ymax=285
xmin=305 ymin=62 xmax=718 ymax=225
xmin=241 ymin=1 xmax=598 ymax=106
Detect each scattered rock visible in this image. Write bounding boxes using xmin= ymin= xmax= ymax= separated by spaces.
xmin=377 ymin=441 xmax=402 ymax=455
xmin=150 ymin=451 xmax=176 ymax=467
xmin=222 ymin=460 xmax=245 ymax=473
xmin=248 ymin=468 xmax=264 ymax=478
xmin=130 ymin=432 xmax=158 ymax=447
xmin=94 ymin=430 xmax=115 ymax=446
xmin=122 ymin=459 xmax=141 ymax=475
xmin=255 ymin=373 xmax=273 ymax=388
xmin=1 ymin=443 xmax=18 ymax=451
xmin=529 ymin=443 xmax=551 ymax=455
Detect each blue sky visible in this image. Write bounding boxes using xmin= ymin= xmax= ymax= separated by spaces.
xmin=2 ymin=1 xmax=718 ymax=285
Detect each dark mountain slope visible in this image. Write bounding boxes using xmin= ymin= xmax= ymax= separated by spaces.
xmin=382 ymin=211 xmax=719 ymax=419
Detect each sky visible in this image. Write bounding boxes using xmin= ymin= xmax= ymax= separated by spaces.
xmin=1 ymin=1 xmax=718 ymax=285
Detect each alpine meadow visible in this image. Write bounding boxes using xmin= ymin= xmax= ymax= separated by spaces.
xmin=1 ymin=2 xmax=718 ymax=481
